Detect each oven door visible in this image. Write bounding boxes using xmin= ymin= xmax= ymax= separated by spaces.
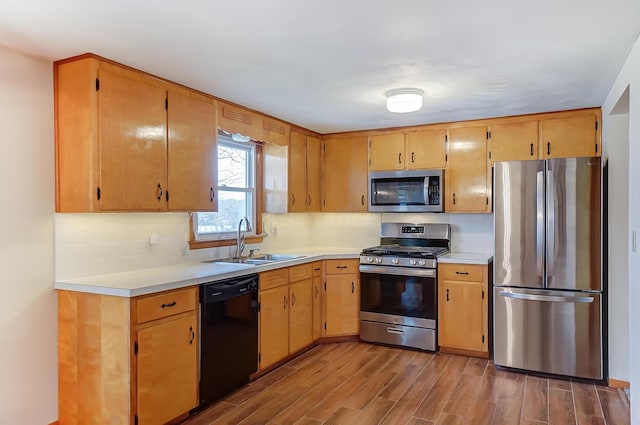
xmin=359 ymin=265 xmax=437 ymax=350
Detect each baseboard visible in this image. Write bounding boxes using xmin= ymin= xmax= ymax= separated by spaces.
xmin=609 ymin=378 xmax=630 ymax=389
xmin=439 ymin=346 xmax=489 ymax=359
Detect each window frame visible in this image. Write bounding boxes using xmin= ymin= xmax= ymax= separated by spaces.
xmin=189 ymin=136 xmax=264 ymax=250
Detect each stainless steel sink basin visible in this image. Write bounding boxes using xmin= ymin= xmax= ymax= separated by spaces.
xmin=204 ymin=253 xmax=304 ymax=265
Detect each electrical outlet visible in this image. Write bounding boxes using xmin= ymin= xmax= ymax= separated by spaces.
xmin=149 ymin=232 xmax=158 ymax=245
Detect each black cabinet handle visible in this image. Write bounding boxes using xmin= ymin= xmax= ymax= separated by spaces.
xmin=283 ymin=296 xmax=288 ymax=309
xmin=446 ymin=288 xmax=450 ymax=301
xmin=336 ymin=266 xmax=348 ymax=269
xmin=398 ymin=153 xmax=402 ymax=164
xmin=361 ymin=195 xmax=365 ymax=206
xmin=547 ymin=142 xmax=551 ymax=155
xmin=455 ymin=271 xmax=469 ymax=275
xmin=411 ymin=152 xmax=415 ymax=163
xmin=453 ymin=193 xmax=456 ymax=205
xmin=210 ymin=187 xmax=215 ymax=202
xmin=351 ymin=282 xmax=355 ymax=293
xmin=156 ymin=183 xmax=163 ymax=201
xmin=291 ymin=193 xmax=296 ymax=206
xmin=530 ymin=143 xmax=534 ymax=156
xmin=291 ymin=293 xmax=296 ymax=306
xmin=161 ymin=301 xmax=177 ymax=309
xmin=188 ymin=326 xmax=195 ymax=345
xmin=313 ymin=267 xmax=321 ymax=272
xmin=308 ymin=195 xmax=312 ymax=206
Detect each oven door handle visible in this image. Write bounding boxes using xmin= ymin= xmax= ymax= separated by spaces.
xmin=359 ymin=265 xmax=436 ymax=278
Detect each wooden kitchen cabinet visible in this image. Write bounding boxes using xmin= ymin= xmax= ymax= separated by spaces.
xmin=489 ymin=120 xmax=539 ymax=163
xmin=539 ymin=114 xmax=600 ymax=158
xmin=259 ymin=264 xmax=314 ymax=370
xmin=446 ymin=126 xmax=491 ymax=213
xmin=55 ymin=55 xmax=219 ymax=212
xmin=167 ymin=88 xmax=218 ymax=211
xmin=369 ymin=133 xmax=406 ymax=171
xmin=406 ymin=129 xmax=447 ymax=169
xmin=324 ymin=259 xmax=360 ymax=337
xmin=58 ymin=286 xmax=199 ymax=425
xmin=438 ymin=263 xmax=489 ymax=358
xmin=311 ymin=262 xmax=324 ymax=341
xmin=289 ymin=130 xmax=322 ymax=212
xmin=322 ymin=136 xmax=369 ymax=212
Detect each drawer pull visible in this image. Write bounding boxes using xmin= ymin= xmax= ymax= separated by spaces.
xmin=455 ymin=271 xmax=469 ymax=275
xmin=161 ymin=301 xmax=177 ymax=309
xmin=352 ymin=282 xmax=355 ymax=293
xmin=336 ymin=266 xmax=348 ymax=269
xmin=446 ymin=288 xmax=450 ymax=301
xmin=188 ymin=326 xmax=195 ymax=345
xmin=387 ymin=327 xmax=404 ymax=335
xmin=314 ymin=267 xmax=321 ymax=272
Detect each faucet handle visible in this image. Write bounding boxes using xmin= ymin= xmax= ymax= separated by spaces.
xmin=249 ymin=248 xmax=260 ymax=257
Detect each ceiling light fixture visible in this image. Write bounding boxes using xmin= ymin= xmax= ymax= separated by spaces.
xmin=385 ymin=88 xmax=424 ymax=113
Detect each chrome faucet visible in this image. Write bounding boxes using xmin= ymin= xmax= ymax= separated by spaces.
xmin=236 ymin=216 xmax=252 ymax=258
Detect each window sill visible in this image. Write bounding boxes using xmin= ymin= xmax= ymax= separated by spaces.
xmin=189 ymin=235 xmax=264 ymax=250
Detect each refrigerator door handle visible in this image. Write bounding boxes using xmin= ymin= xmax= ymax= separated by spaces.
xmin=536 ymin=170 xmax=544 ymax=277
xmin=546 ymin=170 xmax=555 ymax=278
xmin=499 ymin=291 xmax=594 ymax=303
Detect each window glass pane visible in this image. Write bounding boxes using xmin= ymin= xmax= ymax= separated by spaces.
xmin=197 ymin=190 xmax=252 ymax=233
xmin=218 ymin=144 xmax=248 ymax=188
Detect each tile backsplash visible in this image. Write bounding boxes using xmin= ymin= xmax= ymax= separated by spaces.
xmin=55 ymin=211 xmax=494 ymax=279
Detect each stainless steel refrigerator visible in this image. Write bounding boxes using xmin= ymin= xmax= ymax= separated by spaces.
xmin=493 ymin=157 xmax=603 ymax=380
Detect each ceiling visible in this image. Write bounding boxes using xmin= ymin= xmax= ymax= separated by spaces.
xmin=0 ymin=0 xmax=639 ymax=134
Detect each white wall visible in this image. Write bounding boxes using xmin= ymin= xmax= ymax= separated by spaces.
xmin=603 ymin=112 xmax=630 ymax=382
xmin=602 ymin=34 xmax=640 ymax=423
xmin=0 ymin=46 xmax=56 ymax=424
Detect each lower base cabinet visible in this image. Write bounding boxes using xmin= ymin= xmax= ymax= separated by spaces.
xmin=58 ymin=286 xmax=199 ymax=425
xmin=324 ymin=259 xmax=360 ymax=337
xmin=438 ymin=262 xmax=490 ymax=358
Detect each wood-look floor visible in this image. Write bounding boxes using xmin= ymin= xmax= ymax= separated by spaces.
xmin=183 ymin=342 xmax=630 ymax=425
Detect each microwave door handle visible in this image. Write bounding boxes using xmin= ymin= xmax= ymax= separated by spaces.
xmin=423 ymin=177 xmax=429 ymax=206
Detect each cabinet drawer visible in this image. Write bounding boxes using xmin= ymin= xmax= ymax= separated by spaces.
xmin=260 ymin=268 xmax=289 ymax=291
xmin=325 ymin=259 xmax=359 ymax=274
xmin=137 ymin=287 xmax=197 ymax=324
xmin=311 ymin=261 xmax=323 ymax=277
xmin=289 ymin=264 xmax=312 ymax=283
xmin=439 ymin=264 xmax=483 ymax=282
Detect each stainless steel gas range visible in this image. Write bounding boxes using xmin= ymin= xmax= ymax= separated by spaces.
xmin=359 ymin=223 xmax=450 ymax=351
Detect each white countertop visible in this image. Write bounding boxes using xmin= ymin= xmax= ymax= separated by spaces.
xmin=54 ymin=249 xmax=361 ymax=297
xmin=438 ymin=252 xmax=493 ymax=265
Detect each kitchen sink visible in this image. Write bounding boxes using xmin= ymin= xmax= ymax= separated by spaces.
xmin=204 ymin=254 xmax=304 ymax=265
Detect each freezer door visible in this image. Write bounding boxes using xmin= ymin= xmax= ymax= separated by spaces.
xmin=546 ymin=158 xmax=601 ymax=291
xmin=494 ymin=161 xmax=545 ymax=288
xmin=494 ymin=287 xmax=602 ymax=379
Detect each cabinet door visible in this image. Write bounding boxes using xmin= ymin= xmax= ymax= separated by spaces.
xmin=137 ymin=315 xmax=198 ymax=425
xmin=306 ymin=135 xmax=322 ymax=211
xmin=446 ymin=126 xmax=489 ymax=212
xmin=539 ymin=115 xmax=599 ymax=158
xmin=369 ymin=133 xmax=405 ymax=170
xmin=323 ymin=137 xmax=368 ymax=212
xmin=406 ymin=129 xmax=447 ymax=169
xmin=167 ymin=90 xmax=217 ymax=211
xmin=438 ymin=280 xmax=484 ymax=351
xmin=289 ymin=279 xmax=313 ymax=353
xmin=259 ymin=285 xmax=289 ymax=369
xmin=489 ymin=121 xmax=538 ymax=163
xmin=325 ymin=274 xmax=359 ymax=336
xmin=98 ymin=70 xmax=168 ymax=211
xmin=312 ymin=275 xmax=323 ymax=341
xmin=289 ymin=130 xmax=307 ymax=212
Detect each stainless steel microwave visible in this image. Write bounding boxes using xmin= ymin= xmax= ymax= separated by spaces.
xmin=368 ymin=170 xmax=444 ymax=212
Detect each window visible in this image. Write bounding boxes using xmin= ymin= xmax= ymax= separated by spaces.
xmin=194 ymin=133 xmax=256 ymax=240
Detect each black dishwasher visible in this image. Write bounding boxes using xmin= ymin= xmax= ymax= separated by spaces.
xmin=199 ymin=274 xmax=259 ymax=408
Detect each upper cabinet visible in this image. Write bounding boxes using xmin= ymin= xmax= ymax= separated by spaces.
xmin=446 ymin=126 xmax=491 ymax=213
xmin=55 ymin=55 xmax=218 ymax=212
xmin=323 ymin=136 xmax=368 ymax=212
xmin=167 ymin=88 xmax=218 ymax=212
xmin=539 ymin=114 xmax=600 ymax=158
xmin=489 ymin=110 xmax=600 ymax=163
xmin=488 ymin=121 xmax=538 ymax=164
xmin=369 ymin=130 xmax=446 ymax=171
xmin=289 ymin=130 xmax=322 ymax=212
xmin=262 ymin=117 xmax=290 ymax=214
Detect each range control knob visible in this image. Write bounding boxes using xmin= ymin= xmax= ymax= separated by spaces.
xmin=410 ymin=259 xmax=417 ymax=265
xmin=392 ymin=258 xmax=400 ymax=265
xmin=367 ymin=256 xmax=374 ymax=263
xmin=375 ymin=258 xmax=383 ymax=264
xmin=419 ymin=260 xmax=426 ymax=266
